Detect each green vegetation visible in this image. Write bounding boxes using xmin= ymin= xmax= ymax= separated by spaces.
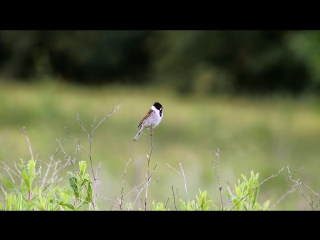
xmin=0 ymin=81 xmax=320 ymax=210
xmin=0 ymin=157 xmax=269 ymax=210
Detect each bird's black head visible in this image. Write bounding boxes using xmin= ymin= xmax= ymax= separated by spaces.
xmin=153 ymin=102 xmax=163 ymax=110
xmin=153 ymin=102 xmax=163 ymax=116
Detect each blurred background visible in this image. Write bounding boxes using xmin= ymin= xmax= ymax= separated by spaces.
xmin=0 ymin=30 xmax=320 ymax=210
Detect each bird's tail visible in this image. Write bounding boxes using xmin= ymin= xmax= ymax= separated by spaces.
xmin=133 ymin=129 xmax=143 ymax=141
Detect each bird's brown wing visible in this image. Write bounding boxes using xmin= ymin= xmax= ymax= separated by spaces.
xmin=138 ymin=109 xmax=153 ymax=128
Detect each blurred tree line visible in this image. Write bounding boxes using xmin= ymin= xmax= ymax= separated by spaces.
xmin=0 ymin=30 xmax=319 ymax=95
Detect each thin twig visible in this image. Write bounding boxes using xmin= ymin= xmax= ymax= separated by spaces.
xmin=144 ymin=127 xmax=154 ymax=211
xmin=40 ymin=155 xmax=54 ymax=189
xmin=167 ymin=162 xmax=188 ymax=202
xmin=171 ymin=184 xmax=177 ymax=210
xmin=134 ymin=179 xmax=152 ymax=210
xmin=178 ymin=162 xmax=188 ymax=202
xmin=134 ymin=163 xmax=158 ymax=210
xmin=103 ymin=174 xmax=152 ymax=210
xmin=114 ymin=180 xmax=146 ymax=210
xmin=0 ymin=163 xmax=19 ymax=183
xmin=176 ymin=188 xmax=180 ymax=201
xmin=164 ymin=197 xmax=170 ymax=210
xmin=19 ymin=127 xmax=34 ymax=160
xmin=286 ymin=166 xmax=319 ymax=210
xmin=119 ymin=159 xmax=132 ymax=210
xmin=270 ymin=187 xmax=296 ymax=210
xmin=230 ymin=167 xmax=284 ymax=211
xmin=166 ymin=164 xmax=181 ymax=175
xmin=94 ymin=104 xmax=122 ymax=131
xmin=213 ymin=148 xmax=223 ymax=210
xmin=55 ymin=138 xmax=87 ymax=192
xmin=93 ymin=162 xmax=103 ymax=208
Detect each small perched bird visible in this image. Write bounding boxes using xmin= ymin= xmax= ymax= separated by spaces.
xmin=133 ymin=102 xmax=163 ymax=141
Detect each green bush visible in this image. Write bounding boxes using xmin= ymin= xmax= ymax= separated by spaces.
xmin=0 ymin=158 xmax=95 ymax=210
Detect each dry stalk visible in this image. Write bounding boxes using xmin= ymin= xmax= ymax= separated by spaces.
xmin=19 ymin=127 xmax=34 ymax=160
xmin=167 ymin=162 xmax=188 ymax=202
xmin=286 ymin=166 xmax=320 ymax=210
xmin=171 ymin=184 xmax=177 ymax=210
xmin=119 ymin=158 xmax=132 ymax=210
xmin=144 ymin=127 xmax=154 ymax=210
xmin=212 ymin=148 xmax=224 ymax=210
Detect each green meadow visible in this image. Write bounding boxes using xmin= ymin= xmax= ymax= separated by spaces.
xmin=1 ymin=80 xmax=320 ymax=210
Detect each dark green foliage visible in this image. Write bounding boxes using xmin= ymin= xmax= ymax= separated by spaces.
xmin=0 ymin=30 xmax=319 ymax=94
xmin=0 ymin=30 xmax=151 ymax=84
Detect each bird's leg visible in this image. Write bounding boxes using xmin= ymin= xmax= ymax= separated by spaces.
xmin=150 ymin=126 xmax=153 ymax=137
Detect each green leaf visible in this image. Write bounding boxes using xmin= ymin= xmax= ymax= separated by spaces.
xmin=32 ymin=186 xmax=39 ymax=196
xmin=69 ymin=177 xmax=79 ymax=198
xmin=21 ymin=171 xmax=31 ymax=191
xmin=46 ymin=186 xmax=58 ymax=200
xmin=235 ymin=184 xmax=242 ymax=198
xmin=152 ymin=201 xmax=165 ymax=211
xmin=85 ymin=182 xmax=93 ymax=203
xmin=241 ymin=174 xmax=248 ymax=182
xmin=42 ymin=183 xmax=52 ymax=193
xmin=80 ymin=178 xmax=90 ymax=187
xmin=27 ymin=158 xmax=36 ymax=183
xmin=180 ymin=200 xmax=187 ymax=210
xmin=1 ymin=178 xmax=19 ymax=194
xmin=197 ymin=189 xmax=210 ymax=210
xmin=38 ymin=188 xmax=43 ymax=204
xmin=36 ymin=204 xmax=46 ymax=211
xmin=16 ymin=194 xmax=25 ymax=210
xmin=6 ymin=193 xmax=16 ymax=210
xmin=84 ymin=173 xmax=90 ymax=180
xmin=79 ymin=161 xmax=87 ymax=178
xmin=58 ymin=201 xmax=75 ymax=210
xmin=262 ymin=200 xmax=270 ymax=210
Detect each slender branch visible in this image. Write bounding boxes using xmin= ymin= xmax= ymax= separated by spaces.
xmin=103 ymin=165 xmax=157 ymax=211
xmin=134 ymin=163 xmax=158 ymax=210
xmin=166 ymin=162 xmax=188 ymax=202
xmin=40 ymin=155 xmax=54 ymax=189
xmin=0 ymin=163 xmax=19 ymax=183
xmin=94 ymin=104 xmax=122 ymax=131
xmin=55 ymin=138 xmax=87 ymax=192
xmin=176 ymin=188 xmax=180 ymax=201
xmin=171 ymin=184 xmax=177 ymax=210
xmin=164 ymin=197 xmax=170 ymax=210
xmin=213 ymin=148 xmax=223 ymax=210
xmin=93 ymin=162 xmax=103 ymax=208
xmin=119 ymin=158 xmax=132 ymax=211
xmin=115 ymin=179 xmax=146 ymax=210
xmin=19 ymin=127 xmax=34 ymax=160
xmin=100 ymin=177 xmax=148 ymax=211
xmin=144 ymin=127 xmax=154 ymax=211
xmin=166 ymin=164 xmax=181 ymax=175
xmin=178 ymin=162 xmax=188 ymax=202
xmin=286 ymin=166 xmax=319 ymax=210
xmin=270 ymin=187 xmax=296 ymax=210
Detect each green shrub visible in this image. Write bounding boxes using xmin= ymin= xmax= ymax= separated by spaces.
xmin=0 ymin=158 xmax=95 ymax=210
xmin=225 ymin=170 xmax=270 ymax=211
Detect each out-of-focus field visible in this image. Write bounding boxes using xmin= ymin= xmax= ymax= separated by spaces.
xmin=1 ymin=80 xmax=320 ymax=210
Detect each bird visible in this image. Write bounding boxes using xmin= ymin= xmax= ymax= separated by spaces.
xmin=133 ymin=102 xmax=163 ymax=141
